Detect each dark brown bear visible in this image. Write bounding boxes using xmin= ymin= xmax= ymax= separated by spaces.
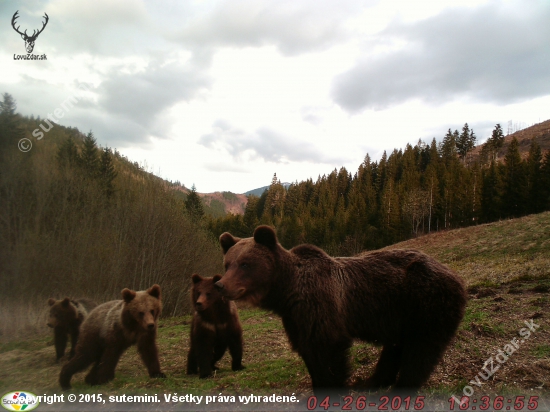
xmin=47 ymin=297 xmax=97 ymax=361
xmin=187 ymin=274 xmax=244 ymax=378
xmin=59 ymin=285 xmax=165 ymax=390
xmin=215 ymin=226 xmax=467 ymax=393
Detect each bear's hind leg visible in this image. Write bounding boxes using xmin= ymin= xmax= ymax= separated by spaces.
xmin=363 ymin=344 xmax=402 ymax=389
xmin=59 ymin=352 xmax=94 ymax=390
xmin=85 ymin=361 xmax=100 ymax=385
xmin=95 ymin=346 xmax=124 ymax=385
xmin=69 ymin=328 xmax=79 ymax=359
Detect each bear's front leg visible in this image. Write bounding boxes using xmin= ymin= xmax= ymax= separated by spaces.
xmin=138 ymin=334 xmax=166 ymax=378
xmin=227 ymin=331 xmax=245 ymax=371
xmin=195 ymin=337 xmax=215 ymax=378
xmin=186 ymin=346 xmax=198 ymax=375
xmin=54 ymin=327 xmax=68 ymax=361
xmin=300 ymin=338 xmax=352 ymax=392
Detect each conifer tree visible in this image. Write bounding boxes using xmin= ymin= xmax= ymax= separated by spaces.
xmin=481 ymin=161 xmax=503 ymax=222
xmin=541 ymin=150 xmax=550 ymax=210
xmin=81 ymin=131 xmax=99 ymax=178
xmin=525 ymin=140 xmax=543 ymax=213
xmin=0 ymin=93 xmax=24 ymax=149
xmin=99 ymin=147 xmax=117 ymax=198
xmin=57 ymin=136 xmax=80 ymax=170
xmin=503 ymin=137 xmax=527 ymax=217
xmin=185 ymin=184 xmax=205 ymax=221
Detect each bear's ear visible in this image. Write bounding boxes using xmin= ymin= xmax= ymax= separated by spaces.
xmin=191 ymin=274 xmax=203 ymax=284
xmin=253 ymin=225 xmax=277 ymax=250
xmin=212 ymin=274 xmax=222 ymax=283
xmin=220 ymin=232 xmax=240 ymax=254
xmin=122 ymin=288 xmax=136 ymax=303
xmin=147 ymin=284 xmax=161 ymax=300
xmin=61 ymin=297 xmax=71 ymax=307
xmin=48 ymin=298 xmax=56 ymax=306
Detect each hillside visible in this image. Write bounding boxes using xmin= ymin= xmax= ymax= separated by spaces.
xmin=470 ymin=119 xmax=550 ymax=161
xmin=199 ymin=191 xmax=248 ymax=216
xmin=383 ymin=211 xmax=550 ymax=287
xmin=1 ymin=213 xmax=549 ymax=403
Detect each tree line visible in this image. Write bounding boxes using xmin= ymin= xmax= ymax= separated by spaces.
xmin=208 ymin=123 xmax=550 ymax=255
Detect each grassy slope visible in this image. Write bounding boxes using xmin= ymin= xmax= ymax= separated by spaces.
xmin=1 ymin=214 xmax=549 ymax=398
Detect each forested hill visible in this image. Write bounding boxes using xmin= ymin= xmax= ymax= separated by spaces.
xmin=0 ymin=94 xmax=221 ymax=319
xmin=208 ymin=122 xmax=550 ymax=256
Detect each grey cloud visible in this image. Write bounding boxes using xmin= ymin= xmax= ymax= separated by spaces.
xmin=332 ymin=1 xmax=550 ymax=112
xmin=174 ymin=0 xmax=374 ymax=56
xmin=98 ymin=60 xmax=211 ymax=139
xmin=199 ymin=120 xmax=347 ymax=164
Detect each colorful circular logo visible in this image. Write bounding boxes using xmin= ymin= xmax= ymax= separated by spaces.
xmin=1 ymin=392 xmax=39 ymax=411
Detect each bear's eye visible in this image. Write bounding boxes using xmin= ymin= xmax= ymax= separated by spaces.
xmin=150 ymin=310 xmax=155 ymax=316
xmin=224 ymin=263 xmax=229 ymax=271
xmin=240 ymin=263 xmax=249 ymax=269
xmin=139 ymin=312 xmax=145 ymax=318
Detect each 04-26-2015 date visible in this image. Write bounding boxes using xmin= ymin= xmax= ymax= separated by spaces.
xmin=306 ymin=395 xmax=539 ymax=411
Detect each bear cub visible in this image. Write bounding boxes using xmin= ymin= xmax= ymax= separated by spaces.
xmin=187 ymin=274 xmax=244 ymax=378
xmin=47 ymin=297 xmax=97 ymax=361
xmin=59 ymin=284 xmax=165 ymax=390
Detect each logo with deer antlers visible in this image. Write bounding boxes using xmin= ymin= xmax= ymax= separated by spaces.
xmin=11 ymin=10 xmax=49 ymax=54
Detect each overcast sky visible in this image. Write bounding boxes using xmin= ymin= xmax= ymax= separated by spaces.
xmin=2 ymin=0 xmax=550 ymax=193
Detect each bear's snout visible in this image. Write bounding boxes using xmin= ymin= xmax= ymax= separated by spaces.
xmin=214 ymin=281 xmax=224 ymax=292
xmin=147 ymin=322 xmax=155 ymax=331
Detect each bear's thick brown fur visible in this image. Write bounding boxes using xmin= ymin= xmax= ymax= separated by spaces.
xmin=59 ymin=285 xmax=165 ymax=390
xmin=216 ymin=226 xmax=467 ymax=393
xmin=187 ymin=274 xmax=244 ymax=378
xmin=47 ymin=297 xmax=97 ymax=361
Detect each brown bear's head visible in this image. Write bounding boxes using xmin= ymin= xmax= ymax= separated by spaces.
xmin=191 ymin=274 xmax=223 ymax=312
xmin=121 ymin=284 xmax=162 ymax=333
xmin=47 ymin=297 xmax=78 ymax=328
xmin=215 ymin=225 xmax=278 ymax=306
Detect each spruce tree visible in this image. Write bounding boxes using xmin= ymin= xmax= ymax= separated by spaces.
xmin=503 ymin=137 xmax=527 ymax=217
xmin=185 ymin=184 xmax=205 ymax=221
xmin=540 ymin=150 xmax=550 ymax=211
xmin=99 ymin=147 xmax=117 ymax=198
xmin=456 ymin=123 xmax=471 ymax=162
xmin=57 ymin=136 xmax=80 ymax=170
xmin=0 ymin=93 xmax=24 ymax=149
xmin=81 ymin=131 xmax=99 ymax=178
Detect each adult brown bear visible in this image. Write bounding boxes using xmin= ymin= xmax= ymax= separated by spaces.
xmin=215 ymin=226 xmax=466 ymax=393
xmin=186 ymin=274 xmax=244 ymax=378
xmin=59 ymin=285 xmax=165 ymax=390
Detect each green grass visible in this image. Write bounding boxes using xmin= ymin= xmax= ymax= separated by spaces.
xmin=1 ymin=212 xmax=550 ymax=400
xmin=531 ymin=345 xmax=550 ymax=359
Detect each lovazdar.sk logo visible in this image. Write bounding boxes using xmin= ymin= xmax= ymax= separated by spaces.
xmin=1 ymin=392 xmax=39 ymax=411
